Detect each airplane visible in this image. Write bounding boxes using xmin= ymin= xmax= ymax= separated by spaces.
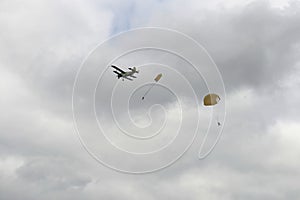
xmin=111 ymin=65 xmax=139 ymax=81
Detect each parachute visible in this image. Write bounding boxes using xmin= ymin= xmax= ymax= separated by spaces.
xmin=142 ymin=73 xmax=162 ymax=100
xmin=203 ymin=93 xmax=221 ymax=126
xmin=154 ymin=73 xmax=162 ymax=82
xmin=203 ymin=93 xmax=220 ymax=106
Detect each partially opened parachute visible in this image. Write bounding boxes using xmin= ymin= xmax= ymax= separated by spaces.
xmin=142 ymin=73 xmax=163 ymax=100
xmin=154 ymin=73 xmax=162 ymax=82
xmin=203 ymin=93 xmax=220 ymax=106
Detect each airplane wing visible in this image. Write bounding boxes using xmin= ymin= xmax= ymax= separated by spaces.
xmin=130 ymin=75 xmax=137 ymax=78
xmin=111 ymin=65 xmax=125 ymax=73
xmin=113 ymin=71 xmax=121 ymax=75
xmin=124 ymin=77 xmax=133 ymax=81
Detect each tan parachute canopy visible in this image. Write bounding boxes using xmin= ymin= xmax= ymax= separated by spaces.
xmin=154 ymin=73 xmax=162 ymax=82
xmin=203 ymin=93 xmax=220 ymax=106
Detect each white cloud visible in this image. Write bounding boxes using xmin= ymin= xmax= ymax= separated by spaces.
xmin=0 ymin=156 xmax=24 ymax=177
xmin=0 ymin=0 xmax=299 ymax=199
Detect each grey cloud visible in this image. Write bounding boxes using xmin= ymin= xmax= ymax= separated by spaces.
xmin=16 ymin=157 xmax=91 ymax=190
xmin=0 ymin=0 xmax=300 ymax=200
xmin=140 ymin=0 xmax=300 ymax=92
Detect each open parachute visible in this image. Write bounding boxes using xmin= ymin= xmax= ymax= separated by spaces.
xmin=203 ymin=93 xmax=221 ymax=126
xmin=203 ymin=93 xmax=220 ymax=106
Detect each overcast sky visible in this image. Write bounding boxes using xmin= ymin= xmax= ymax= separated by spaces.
xmin=1 ymin=0 xmax=300 ymax=199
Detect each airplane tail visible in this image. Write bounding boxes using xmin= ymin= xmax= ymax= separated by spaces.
xmin=128 ymin=67 xmax=139 ymax=73
xmin=133 ymin=67 xmax=139 ymax=73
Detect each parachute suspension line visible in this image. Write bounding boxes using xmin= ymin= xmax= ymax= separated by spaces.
xmin=141 ymin=83 xmax=156 ymax=100
xmin=141 ymin=73 xmax=162 ymax=100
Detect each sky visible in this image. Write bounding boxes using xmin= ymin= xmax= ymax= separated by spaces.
xmin=0 ymin=0 xmax=300 ymax=199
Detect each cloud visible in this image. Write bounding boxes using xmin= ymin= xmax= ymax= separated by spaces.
xmin=137 ymin=0 xmax=300 ymax=92
xmin=0 ymin=0 xmax=299 ymax=199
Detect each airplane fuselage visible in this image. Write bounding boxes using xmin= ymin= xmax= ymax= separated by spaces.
xmin=123 ymin=70 xmax=137 ymax=77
